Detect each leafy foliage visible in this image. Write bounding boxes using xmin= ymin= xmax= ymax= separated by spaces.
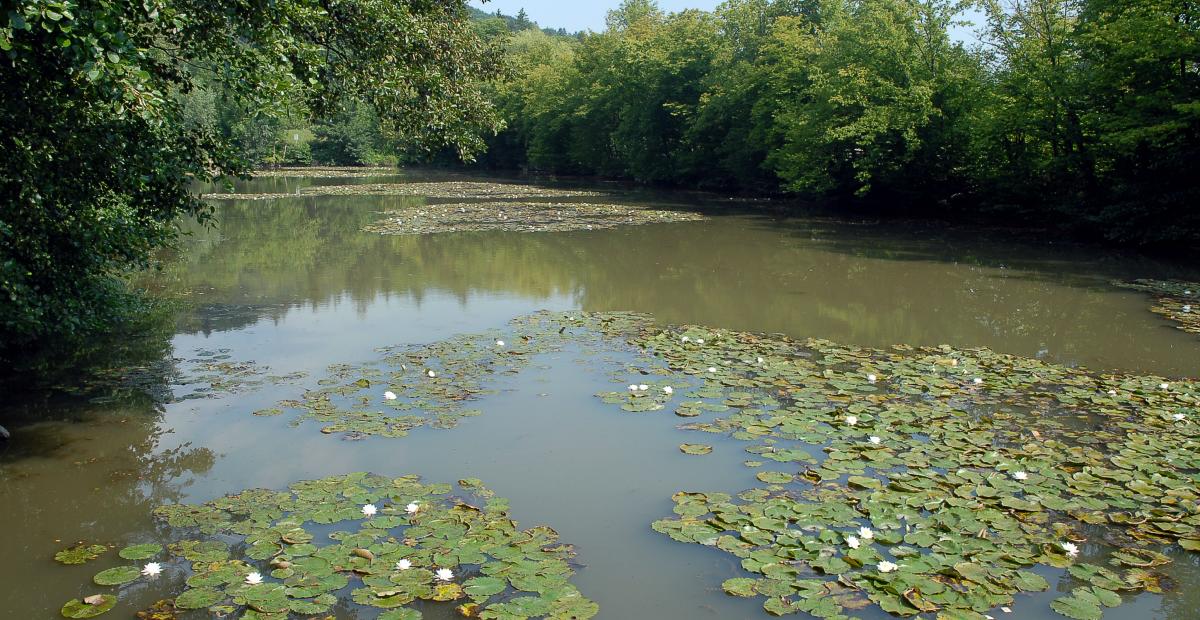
xmin=477 ymin=0 xmax=1200 ymax=247
xmin=65 ymin=473 xmax=598 ymax=619
xmin=0 ymin=0 xmax=502 ymax=348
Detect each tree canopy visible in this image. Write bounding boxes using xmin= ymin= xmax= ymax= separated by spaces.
xmin=0 ymin=0 xmax=503 ymax=346
xmin=476 ymin=0 xmax=1199 ymax=247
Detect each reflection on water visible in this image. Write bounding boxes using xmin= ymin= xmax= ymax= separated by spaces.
xmin=2 ymin=172 xmax=1199 ymax=619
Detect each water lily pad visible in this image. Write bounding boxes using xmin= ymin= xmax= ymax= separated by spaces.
xmin=55 ymin=544 xmax=108 ymax=565
xmin=1050 ymin=593 xmax=1103 ymax=620
xmin=174 ymin=587 xmax=225 ymax=610
xmin=680 ymin=444 xmax=713 ymax=455
xmin=118 ymin=543 xmax=163 ymax=560
xmin=61 ymin=596 xmax=116 ymax=618
xmin=53 ymin=474 xmax=603 ymax=619
xmin=579 ymin=313 xmax=1200 ymax=620
xmin=93 ymin=566 xmax=141 ymax=586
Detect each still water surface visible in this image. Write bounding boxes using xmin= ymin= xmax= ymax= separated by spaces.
xmin=2 ymin=171 xmax=1199 ymax=619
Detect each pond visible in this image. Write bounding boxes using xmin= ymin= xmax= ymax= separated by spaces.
xmin=2 ymin=170 xmax=1198 ymax=620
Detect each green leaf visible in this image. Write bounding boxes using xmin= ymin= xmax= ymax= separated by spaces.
xmin=174 ymin=588 xmax=226 ymax=610
xmin=61 ymin=596 xmax=116 ymax=618
xmin=722 ymin=578 xmax=758 ymax=597
xmin=92 ymin=566 xmax=141 ymax=586
xmin=118 ymin=543 xmax=162 ymax=560
xmin=1050 ymin=594 xmax=1103 ymax=620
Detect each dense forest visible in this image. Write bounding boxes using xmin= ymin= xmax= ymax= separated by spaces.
xmin=1 ymin=0 xmax=1197 ymax=353
xmin=203 ymin=0 xmax=1199 ymax=248
xmin=0 ymin=0 xmax=503 ymax=346
xmin=474 ymin=0 xmax=1198 ymax=248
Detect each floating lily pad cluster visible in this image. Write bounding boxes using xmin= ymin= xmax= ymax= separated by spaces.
xmin=1115 ymin=279 xmax=1200 ymax=334
xmin=577 ymin=317 xmax=1198 ymax=619
xmin=204 ymin=181 xmax=605 ymax=202
xmin=250 ymin=167 xmax=400 ymax=178
xmin=65 ymin=473 xmax=597 ymax=619
xmin=173 ymin=349 xmax=308 ymax=401
xmin=270 ymin=312 xmax=652 ymax=438
xmin=363 ymin=201 xmax=707 ymax=236
xmin=55 ymin=543 xmax=109 ymax=565
xmin=72 ymin=348 xmax=307 ymax=405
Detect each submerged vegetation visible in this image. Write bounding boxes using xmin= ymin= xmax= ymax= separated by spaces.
xmin=60 ymin=473 xmax=597 ymax=619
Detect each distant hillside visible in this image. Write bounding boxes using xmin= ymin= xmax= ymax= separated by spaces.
xmin=468 ymin=6 xmax=577 ymax=37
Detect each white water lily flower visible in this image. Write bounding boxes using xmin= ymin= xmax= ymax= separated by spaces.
xmin=361 ymin=504 xmax=378 ymax=517
xmin=1061 ymin=542 xmax=1080 ymax=557
xmin=1108 ymin=390 xmax=1118 ymax=396
xmin=757 ymin=356 xmax=765 ymax=364
xmin=406 ymin=502 xmax=420 ymax=514
xmin=867 ymin=374 xmax=878 ymax=383
xmin=396 ymin=559 xmax=413 ymax=571
xmin=663 ymin=386 xmax=674 ymax=395
xmin=858 ymin=527 xmax=874 ymax=540
xmin=681 ymin=336 xmax=690 ymax=342
xmin=1182 ymin=304 xmax=1192 ymax=313
xmin=845 ymin=416 xmax=858 ymax=426
xmin=1161 ymin=383 xmax=1170 ymax=390
xmin=427 ymin=370 xmax=437 ymax=378
xmin=1002 ymin=607 xmax=1013 ymax=614
xmin=1173 ymin=413 xmax=1187 ymax=421
xmin=869 ymin=436 xmax=882 ymax=445
xmin=846 ymin=536 xmax=861 ymax=549
xmin=141 ymin=562 xmax=162 ymax=577
xmin=246 ymin=572 xmax=264 ymax=585
xmin=496 ymin=340 xmax=505 ymax=347
xmin=436 ymin=568 xmax=454 ymax=581
xmin=628 ymin=384 xmax=639 ymax=392
xmin=707 ymin=367 xmax=717 ymax=373
xmin=1012 ymin=471 xmax=1028 ymax=481
xmin=638 ymin=384 xmax=649 ymax=391
xmin=696 ymin=339 xmax=705 ymax=345
xmin=877 ymin=561 xmax=898 ymax=573
xmin=973 ymin=377 xmax=984 ymax=385
xmin=384 ymin=391 xmax=397 ymax=401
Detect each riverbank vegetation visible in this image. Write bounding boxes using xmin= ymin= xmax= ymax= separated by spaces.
xmin=2 ymin=0 xmax=1197 ymax=354
xmin=475 ymin=0 xmax=1199 ymax=249
xmin=0 ymin=0 xmax=502 ymax=350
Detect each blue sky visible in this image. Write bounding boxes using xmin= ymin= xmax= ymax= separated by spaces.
xmin=470 ymin=1 xmax=722 ymax=32
xmin=472 ymin=1 xmax=982 ymax=43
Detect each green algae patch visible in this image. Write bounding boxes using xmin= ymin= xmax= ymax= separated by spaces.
xmin=364 ymin=201 xmax=707 ymax=235
xmin=1116 ymin=279 xmax=1200 ymax=334
xmin=204 ymin=181 xmax=606 ymax=201
xmin=63 ymin=474 xmax=597 ymax=619
xmin=55 ymin=543 xmax=108 ymax=565
xmin=570 ymin=316 xmax=1199 ymax=619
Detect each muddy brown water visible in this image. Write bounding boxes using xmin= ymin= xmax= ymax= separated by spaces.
xmin=2 ymin=171 xmax=1198 ymax=619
